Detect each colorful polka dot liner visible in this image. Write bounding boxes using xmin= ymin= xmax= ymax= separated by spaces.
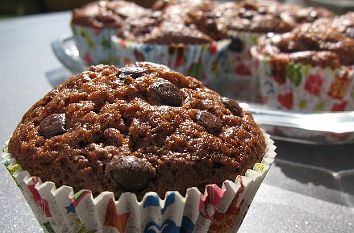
xmin=2 ymin=132 xmax=276 ymax=233
xmin=251 ymin=47 xmax=354 ymax=112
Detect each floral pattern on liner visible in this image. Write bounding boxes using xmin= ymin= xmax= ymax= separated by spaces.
xmin=2 ymin=132 xmax=276 ymax=233
xmin=71 ymin=26 xmax=116 ymax=65
xmin=251 ymin=47 xmax=354 ymax=112
xmin=215 ymin=32 xmax=262 ymax=101
xmin=72 ymin=25 xmax=264 ymax=101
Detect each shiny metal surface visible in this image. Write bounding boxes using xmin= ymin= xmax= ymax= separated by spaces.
xmin=0 ymin=13 xmax=353 ymax=233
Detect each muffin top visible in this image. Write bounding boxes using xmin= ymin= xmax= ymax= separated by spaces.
xmin=71 ymin=0 xmax=218 ymax=44
xmin=8 ymin=62 xmax=266 ymax=198
xmin=71 ymin=1 xmax=159 ymax=40
xmin=213 ymin=1 xmax=333 ymax=34
xmin=71 ymin=0 xmax=333 ymax=44
xmin=71 ymin=1 xmax=155 ymax=29
xmin=256 ymin=13 xmax=354 ymax=68
xmin=142 ymin=1 xmax=216 ymax=44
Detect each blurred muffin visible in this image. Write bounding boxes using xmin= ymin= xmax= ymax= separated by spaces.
xmin=213 ymin=0 xmax=333 ymax=101
xmin=71 ymin=0 xmax=230 ymax=84
xmin=252 ymin=13 xmax=354 ymax=111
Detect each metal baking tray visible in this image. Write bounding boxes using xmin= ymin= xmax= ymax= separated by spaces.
xmin=51 ymin=37 xmax=354 ymax=145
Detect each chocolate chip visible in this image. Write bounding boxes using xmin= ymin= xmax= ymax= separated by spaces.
xmin=39 ymin=113 xmax=67 ymax=138
xmin=221 ymin=97 xmax=243 ymax=116
xmin=196 ymin=111 xmax=222 ymax=135
xmin=117 ymin=66 xmax=147 ymax=79
xmin=346 ymin=27 xmax=354 ymax=38
xmin=149 ymin=80 xmax=183 ymax=106
xmin=229 ymin=37 xmax=243 ymax=53
xmin=110 ymin=156 xmax=156 ymax=192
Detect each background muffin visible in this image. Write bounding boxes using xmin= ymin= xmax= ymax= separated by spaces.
xmin=213 ymin=0 xmax=333 ymax=101
xmin=4 ymin=62 xmax=275 ymax=233
xmin=71 ymin=0 xmax=333 ymax=101
xmin=71 ymin=0 xmax=228 ymax=84
xmin=71 ymin=0 xmax=157 ymax=64
xmin=252 ymin=12 xmax=354 ymax=111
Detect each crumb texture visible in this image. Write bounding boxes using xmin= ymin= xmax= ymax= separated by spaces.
xmin=9 ymin=63 xmax=265 ymax=198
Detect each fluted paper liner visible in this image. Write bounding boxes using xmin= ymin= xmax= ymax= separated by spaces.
xmin=215 ymin=31 xmax=262 ymax=101
xmin=3 ymin=131 xmax=276 ymax=233
xmin=251 ymin=46 xmax=354 ymax=112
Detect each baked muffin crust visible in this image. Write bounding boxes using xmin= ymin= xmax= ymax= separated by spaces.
xmin=256 ymin=13 xmax=354 ymax=68
xmin=8 ymin=63 xmax=266 ymax=198
xmin=71 ymin=0 xmax=333 ymax=44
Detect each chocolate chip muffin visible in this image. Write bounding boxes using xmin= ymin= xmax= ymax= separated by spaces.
xmin=71 ymin=0 xmax=158 ymax=38
xmin=212 ymin=0 xmax=333 ymax=35
xmin=256 ymin=12 xmax=354 ymax=68
xmin=8 ymin=62 xmax=266 ymax=198
xmin=71 ymin=0 xmax=219 ymax=44
xmin=252 ymin=13 xmax=354 ymax=111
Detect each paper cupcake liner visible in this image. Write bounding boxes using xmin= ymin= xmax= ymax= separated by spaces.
xmin=2 ymin=131 xmax=275 ymax=233
xmin=71 ymin=25 xmax=117 ymax=65
xmin=218 ymin=31 xmax=262 ymax=77
xmin=215 ymin=31 xmax=263 ymax=101
xmin=251 ymin=46 xmax=354 ymax=112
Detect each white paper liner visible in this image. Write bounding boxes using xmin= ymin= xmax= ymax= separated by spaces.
xmin=3 ymin=131 xmax=275 ymax=233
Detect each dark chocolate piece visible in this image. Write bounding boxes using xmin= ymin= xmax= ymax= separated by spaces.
xmin=149 ymin=80 xmax=183 ymax=106
xmin=39 ymin=113 xmax=66 ymax=138
xmin=221 ymin=97 xmax=242 ymax=116
xmin=118 ymin=66 xmax=147 ymax=79
xmin=110 ymin=156 xmax=156 ymax=192
xmin=196 ymin=111 xmax=222 ymax=134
